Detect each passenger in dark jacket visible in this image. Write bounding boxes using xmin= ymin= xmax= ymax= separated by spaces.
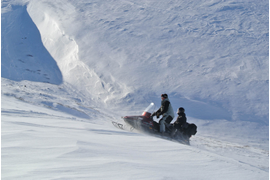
xmin=171 ymin=107 xmax=187 ymax=137
xmin=173 ymin=107 xmax=187 ymax=131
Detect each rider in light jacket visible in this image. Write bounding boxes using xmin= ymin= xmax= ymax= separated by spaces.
xmin=151 ymin=94 xmax=174 ymax=134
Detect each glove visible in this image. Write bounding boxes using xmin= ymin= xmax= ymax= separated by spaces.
xmin=150 ymin=112 xmax=156 ymax=117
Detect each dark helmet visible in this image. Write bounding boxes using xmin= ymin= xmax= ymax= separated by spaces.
xmin=161 ymin=94 xmax=168 ymax=98
xmin=177 ymin=107 xmax=185 ymax=114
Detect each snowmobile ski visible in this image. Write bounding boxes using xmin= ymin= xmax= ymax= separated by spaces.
xmin=112 ymin=121 xmax=134 ymax=131
xmin=112 ymin=121 xmax=125 ymax=130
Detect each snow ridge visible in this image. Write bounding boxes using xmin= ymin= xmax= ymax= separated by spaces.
xmin=1 ymin=0 xmax=269 ymax=179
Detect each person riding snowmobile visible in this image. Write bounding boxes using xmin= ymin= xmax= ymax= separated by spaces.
xmin=151 ymin=94 xmax=174 ymax=135
xmin=171 ymin=107 xmax=187 ymax=137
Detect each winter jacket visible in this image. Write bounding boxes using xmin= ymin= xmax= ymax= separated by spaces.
xmin=156 ymin=98 xmax=175 ymax=119
xmin=173 ymin=112 xmax=187 ymax=130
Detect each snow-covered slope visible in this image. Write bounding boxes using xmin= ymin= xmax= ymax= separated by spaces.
xmin=1 ymin=0 xmax=269 ymax=179
xmin=25 ymin=0 xmax=269 ymax=123
xmin=1 ymin=4 xmax=62 ymax=85
xmin=2 ymin=80 xmax=268 ymax=179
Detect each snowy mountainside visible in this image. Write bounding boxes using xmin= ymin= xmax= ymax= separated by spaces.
xmin=2 ymin=77 xmax=268 ymax=149
xmin=2 ymin=79 xmax=269 ymax=179
xmin=1 ymin=4 xmax=62 ymax=85
xmin=23 ymin=0 xmax=269 ymax=123
xmin=1 ymin=0 xmax=269 ymax=179
xmin=1 ymin=0 xmax=268 ymax=153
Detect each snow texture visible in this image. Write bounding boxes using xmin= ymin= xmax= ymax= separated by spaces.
xmin=1 ymin=0 xmax=269 ymax=179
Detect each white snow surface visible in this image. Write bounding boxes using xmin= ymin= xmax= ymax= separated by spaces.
xmin=1 ymin=0 xmax=269 ymax=179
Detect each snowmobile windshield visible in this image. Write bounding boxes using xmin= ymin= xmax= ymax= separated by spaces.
xmin=142 ymin=103 xmax=155 ymax=114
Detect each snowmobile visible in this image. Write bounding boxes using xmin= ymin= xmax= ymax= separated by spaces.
xmin=113 ymin=103 xmax=197 ymax=145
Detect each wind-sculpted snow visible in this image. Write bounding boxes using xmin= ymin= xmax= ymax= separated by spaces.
xmin=1 ymin=0 xmax=269 ymax=179
xmin=1 ymin=5 xmax=62 ymax=84
xmin=24 ymin=0 xmax=268 ymax=123
xmin=1 ymin=91 xmax=269 ymax=179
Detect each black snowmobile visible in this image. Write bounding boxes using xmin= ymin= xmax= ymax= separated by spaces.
xmin=113 ymin=103 xmax=197 ymax=145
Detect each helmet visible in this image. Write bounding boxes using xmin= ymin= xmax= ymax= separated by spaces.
xmin=177 ymin=107 xmax=185 ymax=114
xmin=161 ymin=94 xmax=168 ymax=98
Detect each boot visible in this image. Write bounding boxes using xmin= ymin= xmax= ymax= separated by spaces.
xmin=170 ymin=128 xmax=177 ymax=138
xmin=160 ymin=131 xmax=165 ymax=136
